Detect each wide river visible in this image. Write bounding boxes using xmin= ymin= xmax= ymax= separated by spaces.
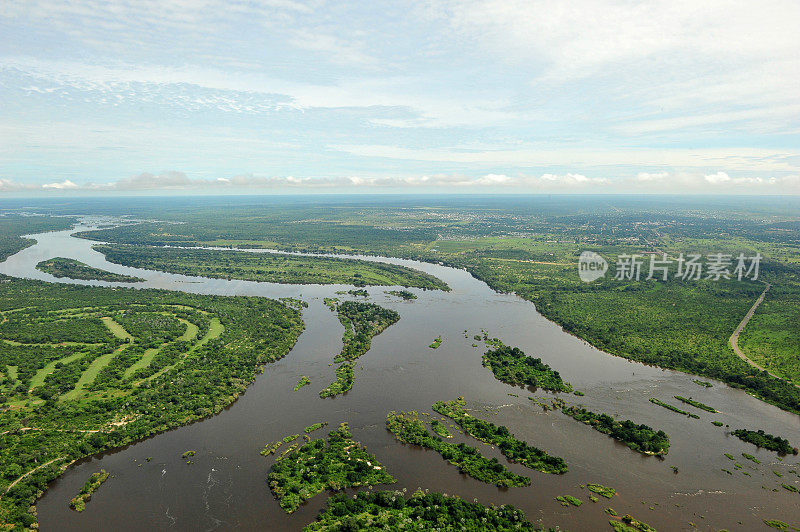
xmin=2 ymin=219 xmax=798 ymax=531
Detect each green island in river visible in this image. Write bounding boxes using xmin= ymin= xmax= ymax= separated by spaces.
xmin=267 ymin=423 xmax=395 ymax=513
xmin=319 ymin=300 xmax=399 ymax=398
xmin=386 ymin=410 xmax=531 ymax=487
xmin=432 ymin=398 xmax=567 ymax=474
xmin=94 ymin=244 xmax=449 ymax=289
xmin=36 ymin=258 xmax=144 ymax=283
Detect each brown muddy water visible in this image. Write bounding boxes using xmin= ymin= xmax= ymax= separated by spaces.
xmin=1 ymin=219 xmax=798 ymax=531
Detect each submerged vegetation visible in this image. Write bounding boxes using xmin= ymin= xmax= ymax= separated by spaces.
xmin=95 ymin=244 xmax=449 ymax=289
xmin=386 ymin=289 xmax=416 ymax=300
xmin=649 ymin=398 xmax=699 ymax=419
xmin=386 ymin=410 xmax=530 ymax=487
xmin=69 ymin=469 xmax=109 ymax=512
xmin=320 ymin=300 xmax=399 ymax=398
xmin=36 ymin=257 xmax=144 ymax=283
xmin=304 ymin=489 xmax=537 ymax=531
xmin=267 ymin=423 xmax=395 ymax=513
xmin=562 ymin=406 xmax=670 ymax=456
xmin=433 ymin=398 xmax=567 ymax=474
xmin=674 ymin=396 xmax=718 ymax=413
xmin=732 ymin=429 xmax=797 ymax=455
xmin=482 ymin=343 xmax=572 ymax=392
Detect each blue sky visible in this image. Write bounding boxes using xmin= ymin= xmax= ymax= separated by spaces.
xmin=1 ymin=0 xmax=799 ymax=194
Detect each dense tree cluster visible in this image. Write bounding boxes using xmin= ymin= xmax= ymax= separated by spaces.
xmin=267 ymin=423 xmax=395 ymax=513
xmin=304 ymin=489 xmax=537 ymax=531
xmin=562 ymin=406 xmax=670 ymax=456
xmin=482 ymin=344 xmax=572 ymax=392
xmin=320 ymin=301 xmax=399 ymax=398
xmin=732 ymin=429 xmax=797 ymax=455
xmin=386 ymin=410 xmax=531 ymax=487
xmin=432 ymin=398 xmax=567 ymax=474
xmin=36 ymin=258 xmax=143 ymax=283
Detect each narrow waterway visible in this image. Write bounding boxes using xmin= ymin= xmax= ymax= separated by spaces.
xmin=2 ymin=219 xmax=798 ymax=531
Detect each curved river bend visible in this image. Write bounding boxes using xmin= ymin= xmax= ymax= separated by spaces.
xmin=1 ymin=220 xmax=798 ymax=531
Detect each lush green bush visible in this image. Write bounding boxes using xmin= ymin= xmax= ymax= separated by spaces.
xmin=267 ymin=423 xmax=396 ymax=513
xmin=562 ymin=406 xmax=670 ymax=456
xmin=304 ymin=489 xmax=537 ymax=531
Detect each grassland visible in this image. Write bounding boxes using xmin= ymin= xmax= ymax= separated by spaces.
xmin=0 ymin=275 xmax=303 ymax=529
xmin=94 ymin=244 xmax=448 ymax=290
xmin=36 ymin=258 xmax=144 ymax=283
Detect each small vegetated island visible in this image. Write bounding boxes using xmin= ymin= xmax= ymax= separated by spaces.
xmin=561 ymin=406 xmax=670 ymax=456
xmin=433 ymin=398 xmax=567 ymax=474
xmin=386 ymin=289 xmax=416 ymax=300
xmin=69 ymin=469 xmax=109 ymax=512
xmin=304 ymin=489 xmax=538 ymax=531
xmin=319 ymin=300 xmax=399 ymax=398
xmin=94 ymin=244 xmax=449 ymax=289
xmin=733 ymin=429 xmax=798 ymax=455
xmin=482 ymin=343 xmax=572 ymax=392
xmin=386 ymin=409 xmax=530 ymax=487
xmin=429 ymin=336 xmax=443 ymax=349
xmin=674 ymin=395 xmax=718 ymax=413
xmin=267 ymin=423 xmax=395 ymax=513
xmin=36 ymin=258 xmax=144 ymax=283
xmin=0 ymin=275 xmax=302 ymax=529
xmin=649 ymin=398 xmax=699 ymax=419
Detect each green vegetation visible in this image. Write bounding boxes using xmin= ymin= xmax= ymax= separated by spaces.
xmin=562 ymin=406 xmax=670 ymax=456
xmin=181 ymin=450 xmax=195 ymax=458
xmin=95 ymin=244 xmax=448 ymax=289
xmin=429 ymin=336 xmax=443 ymax=349
xmin=732 ymin=429 xmax=798 ymax=455
xmin=386 ymin=289 xmax=416 ymax=300
xmin=742 ymin=453 xmax=761 ymax=464
xmin=267 ymin=423 xmax=395 ymax=513
xmin=693 ymin=379 xmax=713 ymax=388
xmin=648 ymin=398 xmax=699 ymax=419
xmin=0 ymin=215 xmax=76 ymax=261
xmin=764 ymin=519 xmax=800 ymax=530
xmin=739 ymin=296 xmax=800 ymax=384
xmin=0 ymin=275 xmax=302 ymax=529
xmin=304 ymin=422 xmax=327 ymax=434
xmin=73 ymin=197 xmax=800 ymax=415
xmin=673 ymin=395 xmax=718 ymax=413
xmin=294 ymin=375 xmax=311 ymax=391
xmin=608 ymin=514 xmax=657 ymax=532
xmin=304 ymin=489 xmax=537 ymax=531
xmin=556 ymin=495 xmax=582 ymax=507
xmin=386 ymin=410 xmax=530 ymax=487
xmin=587 ymin=483 xmax=617 ymax=498
xmin=68 ymin=469 xmax=109 ymax=512
xmin=430 ymin=419 xmax=452 ymax=438
xmin=36 ymin=258 xmax=144 ymax=283
xmin=712 ymin=421 xmax=724 ymax=427
xmin=482 ymin=343 xmax=572 ymax=392
xmin=320 ymin=301 xmax=399 ymax=398
xmin=432 ymin=398 xmax=567 ymax=474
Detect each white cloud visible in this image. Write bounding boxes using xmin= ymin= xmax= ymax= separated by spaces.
xmin=704 ymin=172 xmax=731 ymax=184
xmin=42 ymin=179 xmax=78 ymax=189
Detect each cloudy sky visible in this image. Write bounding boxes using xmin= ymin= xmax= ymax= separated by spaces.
xmin=1 ymin=0 xmax=799 ymax=194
